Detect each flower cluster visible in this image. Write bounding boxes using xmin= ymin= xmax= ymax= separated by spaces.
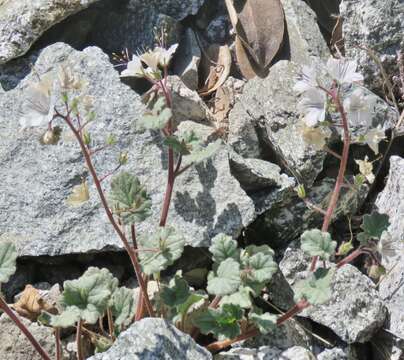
xmin=120 ymin=44 xmax=178 ymax=81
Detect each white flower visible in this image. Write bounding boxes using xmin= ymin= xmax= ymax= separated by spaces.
xmin=343 ymin=88 xmax=375 ymax=126
xmin=293 ymin=65 xmax=318 ymax=93
xmin=58 ymin=65 xmax=82 ymax=90
xmin=377 ymin=231 xmax=400 ymax=267
xmin=297 ymin=87 xmax=326 ymax=126
xmin=327 ymin=57 xmax=363 ymax=84
xmin=140 ymin=50 xmax=160 ymax=72
xmin=155 ymin=43 xmax=178 ymax=67
xmin=362 ymin=125 xmax=386 ymax=155
xmin=355 ymin=156 xmax=375 ymax=184
xmin=19 ymin=73 xmax=55 ymax=128
xmin=120 ymin=55 xmax=144 ymax=78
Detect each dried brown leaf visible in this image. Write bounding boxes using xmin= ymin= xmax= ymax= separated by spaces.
xmin=235 ymin=36 xmax=268 ymax=79
xmin=212 ymin=86 xmax=232 ymax=126
xmin=199 ymin=44 xmax=232 ymax=96
xmin=234 ymin=0 xmax=285 ymax=69
xmin=12 ymin=285 xmax=57 ymax=321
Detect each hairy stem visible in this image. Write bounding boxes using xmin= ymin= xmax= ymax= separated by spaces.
xmin=276 ymin=299 xmax=309 ymax=325
xmin=76 ymin=319 xmax=83 ymax=360
xmin=107 ymin=308 xmax=115 ymax=341
xmin=206 ymin=328 xmax=259 ymax=353
xmin=55 ymin=328 xmax=62 ymax=360
xmin=0 ymin=297 xmax=51 ymax=360
xmin=60 ymin=111 xmax=154 ymax=317
xmin=311 ymin=91 xmax=350 ymax=271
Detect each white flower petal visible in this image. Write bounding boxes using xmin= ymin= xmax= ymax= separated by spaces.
xmin=327 ymin=57 xmax=363 ymax=84
xmin=297 ymin=88 xmax=326 ymax=126
xmin=120 ymin=56 xmax=144 ymax=78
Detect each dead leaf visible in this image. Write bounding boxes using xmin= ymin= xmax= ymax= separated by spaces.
xmin=227 ymin=0 xmax=285 ymax=76
xmin=235 ymin=36 xmax=269 ymax=79
xmin=198 ymin=44 xmax=232 ymax=96
xmin=12 ymin=285 xmax=57 ymax=321
xmin=66 ymin=179 xmax=89 ymax=207
xmin=212 ymin=86 xmax=231 ymax=128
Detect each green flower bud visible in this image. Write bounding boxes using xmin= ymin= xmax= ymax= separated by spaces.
xmin=83 ymin=131 xmax=91 ymax=145
xmin=295 ymin=184 xmax=306 ymax=199
xmin=337 ymin=241 xmax=353 ymax=256
xmin=119 ymin=152 xmax=128 ymax=165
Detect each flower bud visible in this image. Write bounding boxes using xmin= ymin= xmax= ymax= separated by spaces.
xmin=82 ymin=131 xmax=91 ymax=145
xmin=337 ymin=241 xmax=353 ymax=256
xmin=119 ymin=152 xmax=128 ymax=165
xmin=295 ymin=184 xmax=306 ymax=199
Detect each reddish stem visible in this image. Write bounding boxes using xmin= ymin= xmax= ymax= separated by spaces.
xmin=60 ymin=111 xmax=154 ymax=317
xmin=206 ymin=328 xmax=259 ymax=353
xmin=0 ymin=297 xmax=51 ymax=360
xmin=55 ymin=328 xmax=62 ymax=360
xmin=311 ymin=91 xmax=350 ymax=271
xmin=276 ymin=299 xmax=309 ymax=326
xmin=336 ymin=248 xmax=364 ymax=268
xmin=76 ymin=319 xmax=83 ymax=360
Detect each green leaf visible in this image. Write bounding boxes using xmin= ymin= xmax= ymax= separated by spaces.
xmin=241 ymin=251 xmax=277 ymax=284
xmin=209 ymin=233 xmax=240 ymax=264
xmin=220 ymin=286 xmax=252 ymax=309
xmin=38 ymin=308 xmax=81 ymax=328
xmin=361 ymin=212 xmax=390 ymax=239
xmin=161 ymin=275 xmax=190 ymax=308
xmin=111 ymin=287 xmax=136 ymax=326
xmin=250 ymin=312 xmax=277 ymax=334
xmin=185 ymin=139 xmax=222 ymax=164
xmin=110 ymin=172 xmax=152 ymax=225
xmin=83 ymin=267 xmax=119 ymax=298
xmin=93 ymin=335 xmax=113 ymax=354
xmin=207 ymin=258 xmax=241 ymax=296
xmin=294 ymin=268 xmax=334 ymax=305
xmin=300 ymin=229 xmax=337 ymax=260
xmin=0 ymin=242 xmax=17 ymax=283
xmin=357 ymin=232 xmax=370 ymax=246
xmin=138 ymin=226 xmax=185 ymax=275
xmin=138 ymin=96 xmax=172 ymax=130
xmin=61 ymin=271 xmax=113 ymax=324
xmin=194 ymin=304 xmax=243 ymax=340
xmin=177 ymin=291 xmax=207 ymax=317
xmin=164 ymin=131 xmax=200 ymax=155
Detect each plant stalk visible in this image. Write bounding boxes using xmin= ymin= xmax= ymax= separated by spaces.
xmin=0 ymin=297 xmax=51 ymax=360
xmin=55 ymin=328 xmax=62 ymax=360
xmin=76 ymin=319 xmax=83 ymax=360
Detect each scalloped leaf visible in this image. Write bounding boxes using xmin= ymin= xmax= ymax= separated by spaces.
xmin=243 ymin=252 xmax=277 ymax=283
xmin=294 ymin=268 xmax=334 ymax=305
xmin=138 ymin=96 xmax=172 ymax=130
xmin=61 ymin=270 xmax=113 ymax=324
xmin=194 ymin=304 xmax=243 ymax=340
xmin=39 ymin=308 xmax=81 ymax=328
xmin=111 ymin=287 xmax=136 ymax=326
xmin=138 ymin=226 xmax=185 ymax=275
xmin=0 ymin=242 xmax=17 ymax=283
xmin=110 ymin=172 xmax=152 ymax=225
xmin=250 ymin=312 xmax=277 ymax=334
xmin=185 ymin=139 xmax=222 ymax=164
xmin=161 ymin=274 xmax=190 ymax=308
xmin=361 ymin=211 xmax=390 ymax=239
xmin=300 ymin=229 xmax=336 ymax=260
xmin=209 ymin=233 xmax=240 ymax=265
xmin=164 ymin=131 xmax=200 ymax=155
xmin=220 ymin=286 xmax=252 ymax=309
xmin=207 ymin=258 xmax=241 ymax=296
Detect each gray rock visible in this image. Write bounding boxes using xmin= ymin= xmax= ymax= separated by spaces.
xmin=173 ymin=28 xmax=201 ymax=91
xmin=0 ymin=43 xmax=259 ymax=256
xmin=88 ymin=318 xmax=212 ymax=360
xmin=214 ymin=346 xmax=282 ymax=360
xmin=228 ymin=60 xmax=326 ymax=186
xmin=0 ymin=0 xmax=100 ymax=64
xmin=301 ymin=264 xmax=387 ymax=343
xmin=376 ymin=157 xmax=404 ymax=340
xmin=317 ymin=348 xmax=348 ymax=360
xmin=229 ymin=152 xmax=295 ymax=192
xmin=281 ymin=0 xmax=330 ymax=63
xmin=279 ymin=346 xmax=315 ymax=360
xmin=279 ymin=245 xmax=311 ymax=286
xmin=340 ymin=0 xmax=404 ymax=92
xmin=0 ymin=313 xmax=55 ymax=360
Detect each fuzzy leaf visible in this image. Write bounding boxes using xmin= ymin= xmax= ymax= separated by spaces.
xmin=111 ymin=287 xmax=135 ymax=326
xmin=110 ymin=172 xmax=152 ymax=225
xmin=209 ymin=233 xmax=240 ymax=264
xmin=177 ymin=291 xmax=207 ymax=317
xmin=207 ymin=258 xmax=241 ymax=296
xmin=39 ymin=308 xmax=81 ymax=328
xmin=194 ymin=304 xmax=243 ymax=340
xmin=240 ymin=245 xmax=274 ymax=264
xmin=361 ymin=212 xmax=390 ymax=239
xmin=242 ymin=252 xmax=277 ymax=284
xmin=300 ymin=229 xmax=336 ymax=260
xmin=0 ymin=242 xmax=17 ymax=283
xmin=220 ymin=287 xmax=252 ymax=309
xmin=250 ymin=312 xmax=277 ymax=334
xmin=161 ymin=275 xmax=190 ymax=308
xmin=138 ymin=226 xmax=185 ymax=275
xmin=185 ymin=139 xmax=222 ymax=164
xmin=83 ymin=267 xmax=119 ymax=297
xmin=61 ymin=271 xmax=113 ymax=324
xmin=138 ymin=96 xmax=172 ymax=130
xmin=294 ymin=268 xmax=334 ymax=305
xmin=164 ymin=131 xmax=200 ymax=155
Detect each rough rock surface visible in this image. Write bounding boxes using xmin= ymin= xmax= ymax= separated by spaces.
xmin=215 ymin=346 xmax=314 ymax=360
xmin=340 ymin=0 xmax=404 ymax=92
xmin=88 ymin=318 xmax=212 ymax=360
xmin=301 ymin=264 xmax=387 ymax=343
xmin=376 ymin=157 xmax=404 ymax=341
xmin=228 ymin=60 xmax=326 ymax=186
xmin=317 ymin=348 xmax=348 ymax=360
xmin=0 ymin=43 xmax=257 ymax=256
xmin=0 ymin=313 xmax=55 ymax=360
xmin=0 ymin=0 xmax=100 ymax=64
